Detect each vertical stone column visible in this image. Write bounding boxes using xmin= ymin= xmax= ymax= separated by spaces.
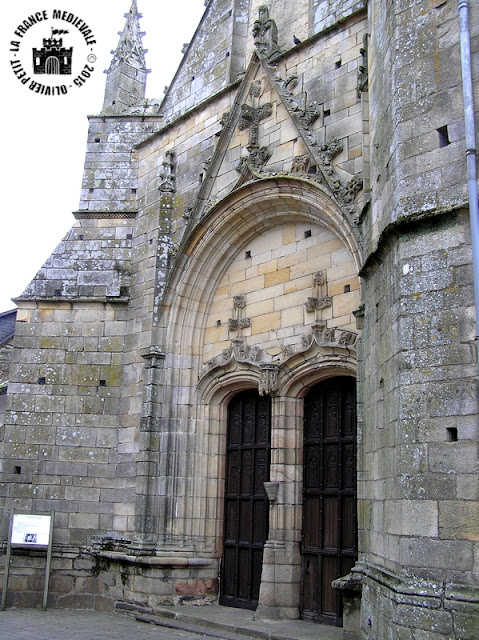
xmin=256 ymin=396 xmax=302 ymax=620
xmin=134 ymin=348 xmax=165 ymax=549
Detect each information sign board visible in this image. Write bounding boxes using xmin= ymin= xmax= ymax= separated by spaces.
xmin=11 ymin=513 xmax=52 ymax=546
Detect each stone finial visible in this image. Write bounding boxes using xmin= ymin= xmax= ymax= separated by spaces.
xmin=252 ymin=6 xmax=280 ymax=60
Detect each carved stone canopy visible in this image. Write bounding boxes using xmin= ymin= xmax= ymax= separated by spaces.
xmin=198 ymin=328 xmax=358 ymax=398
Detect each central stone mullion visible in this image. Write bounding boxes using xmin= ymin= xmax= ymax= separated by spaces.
xmin=256 ymin=395 xmax=303 ymax=620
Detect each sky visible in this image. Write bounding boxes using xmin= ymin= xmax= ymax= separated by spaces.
xmin=1 ymin=0 xmax=206 ymax=311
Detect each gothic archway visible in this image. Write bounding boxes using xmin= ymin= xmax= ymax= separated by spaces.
xmin=157 ymin=178 xmax=362 ymax=611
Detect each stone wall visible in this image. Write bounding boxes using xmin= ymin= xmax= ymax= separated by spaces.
xmin=358 ymin=209 xmax=479 ymax=638
xmin=367 ymin=0 xmax=477 ymax=249
xmin=1 ymin=298 xmax=131 ymax=545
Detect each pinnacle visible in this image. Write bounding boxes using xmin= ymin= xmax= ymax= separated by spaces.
xmin=106 ymin=0 xmax=148 ymax=73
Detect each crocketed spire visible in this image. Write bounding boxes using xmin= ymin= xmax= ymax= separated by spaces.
xmin=102 ymin=0 xmax=149 ymax=113
xmin=106 ymin=0 xmax=148 ymax=73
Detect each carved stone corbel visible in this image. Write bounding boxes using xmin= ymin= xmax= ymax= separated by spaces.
xmin=258 ymin=363 xmax=279 ymax=396
xmin=264 ymin=481 xmax=280 ymax=502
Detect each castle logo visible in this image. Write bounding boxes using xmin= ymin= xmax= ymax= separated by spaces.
xmin=9 ymin=9 xmax=98 ymax=96
xmin=33 ymin=28 xmax=73 ymax=75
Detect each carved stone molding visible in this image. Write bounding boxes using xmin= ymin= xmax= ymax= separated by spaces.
xmin=281 ymin=327 xmax=358 ymax=364
xmin=262 ymin=61 xmax=364 ymax=228
xmin=291 ymin=154 xmax=311 ymax=176
xmin=236 ymin=147 xmax=272 ymax=175
xmin=305 ymin=296 xmax=332 ymax=313
xmin=228 ymin=294 xmax=251 ymax=336
xmin=198 ymin=327 xmax=358 ymax=400
xmin=305 ymin=270 xmax=332 ymax=319
xmin=199 ymin=340 xmax=272 ymax=381
xmin=228 ymin=317 xmax=251 ymax=331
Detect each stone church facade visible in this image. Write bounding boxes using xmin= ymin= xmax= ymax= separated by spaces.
xmin=1 ymin=1 xmax=478 ymax=638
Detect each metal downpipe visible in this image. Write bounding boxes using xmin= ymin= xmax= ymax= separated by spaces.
xmin=458 ymin=0 xmax=479 ymax=375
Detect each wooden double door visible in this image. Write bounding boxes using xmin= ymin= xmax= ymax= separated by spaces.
xmin=220 ymin=390 xmax=270 ymax=610
xmin=301 ymin=376 xmax=358 ymax=626
xmin=220 ymin=379 xmax=357 ymax=621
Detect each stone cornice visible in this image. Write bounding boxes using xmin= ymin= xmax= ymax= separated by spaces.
xmin=73 ymin=211 xmax=138 ymax=220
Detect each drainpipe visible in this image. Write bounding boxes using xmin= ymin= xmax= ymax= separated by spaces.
xmin=458 ymin=0 xmax=479 ymax=375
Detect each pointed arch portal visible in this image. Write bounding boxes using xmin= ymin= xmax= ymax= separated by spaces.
xmin=163 ymin=177 xmax=362 ymax=622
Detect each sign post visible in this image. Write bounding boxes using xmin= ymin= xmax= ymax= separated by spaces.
xmin=1 ymin=510 xmax=54 ymax=610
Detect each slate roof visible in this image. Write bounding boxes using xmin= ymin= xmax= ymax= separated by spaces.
xmin=0 ymin=309 xmax=16 ymax=345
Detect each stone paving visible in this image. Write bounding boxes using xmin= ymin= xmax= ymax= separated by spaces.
xmin=0 ymin=608 xmax=204 ymax=640
xmin=0 ymin=606 xmax=344 ymax=640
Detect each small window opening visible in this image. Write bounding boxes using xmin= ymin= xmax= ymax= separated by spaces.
xmin=38 ymin=377 xmax=46 ymax=385
xmin=78 ymin=234 xmax=84 ymax=240
xmin=99 ymin=379 xmax=107 ymax=387
xmin=446 ymin=427 xmax=458 ymax=442
xmin=216 ymin=320 xmax=222 ymax=326
xmin=131 ymin=188 xmax=137 ymax=194
xmin=324 ymin=108 xmax=331 ymax=118
xmin=344 ymin=284 xmax=351 ymax=293
xmin=308 ymin=165 xmax=317 ymax=175
xmin=245 ymin=250 xmax=252 ymax=259
xmin=438 ymin=125 xmax=450 ymax=148
xmin=127 ymin=233 xmax=133 ymax=240
xmin=191 ymin=76 xmax=195 ymax=81
xmin=54 ymin=289 xmax=62 ymax=297
xmin=14 ymin=466 xmax=21 ymax=475
xmin=335 ymin=59 xmax=342 ymax=68
xmin=304 ymin=229 xmax=312 ymax=238
xmin=94 ymin=138 xmax=100 ymax=143
xmin=89 ymin=188 xmax=94 ymax=193
xmin=199 ymin=173 xmax=204 ymax=183
xmin=120 ymin=286 xmax=129 ymax=297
